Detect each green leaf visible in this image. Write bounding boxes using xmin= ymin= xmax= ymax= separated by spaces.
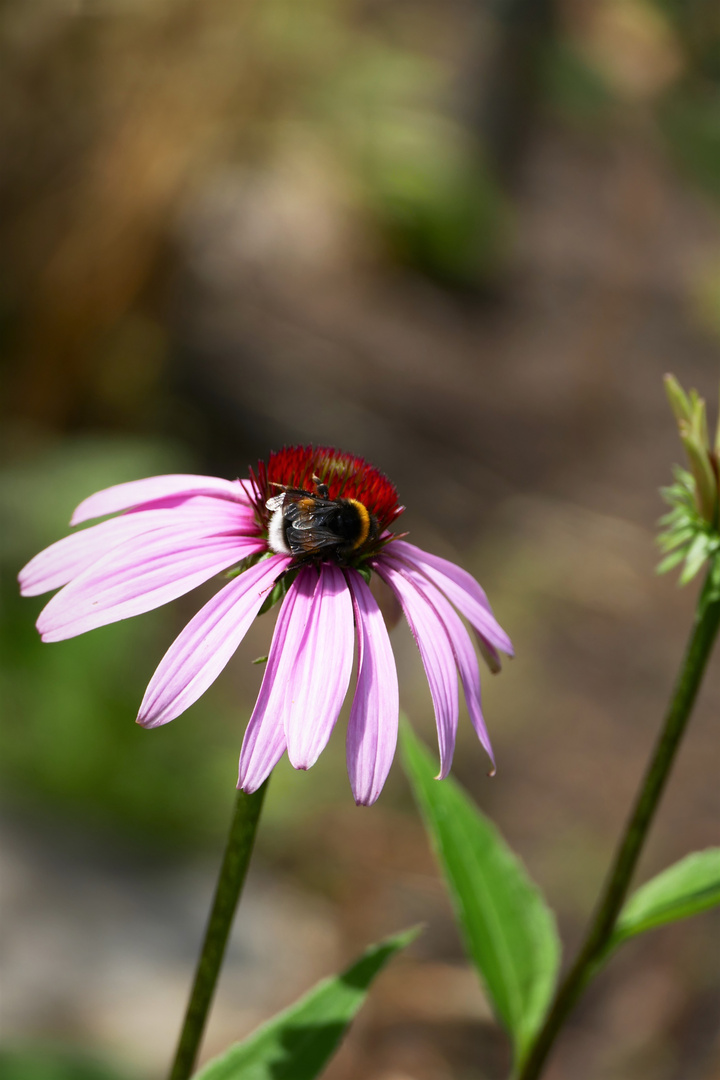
xmin=709 ymin=554 xmax=720 ymax=600
xmin=355 ymin=564 xmax=372 ymax=585
xmin=657 ymin=527 xmax=694 ymax=554
xmin=400 ymin=725 xmax=560 ymax=1067
xmin=257 ymin=571 xmax=296 ymax=617
xmin=658 ymin=507 xmax=686 ymax=527
xmin=656 ymin=547 xmax=690 ymax=575
xmin=679 ymin=532 xmax=711 ymax=585
xmin=0 ymin=1047 xmax=132 ymax=1080
xmin=194 ymin=927 xmax=420 ymax=1080
xmin=607 ymin=849 xmax=720 ymax=952
xmin=672 ymin=465 xmax=696 ymax=489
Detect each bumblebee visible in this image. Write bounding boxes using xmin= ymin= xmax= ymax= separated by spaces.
xmin=266 ymin=480 xmax=378 ymax=562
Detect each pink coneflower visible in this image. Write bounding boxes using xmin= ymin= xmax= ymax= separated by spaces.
xmin=19 ymin=446 xmax=512 ymax=804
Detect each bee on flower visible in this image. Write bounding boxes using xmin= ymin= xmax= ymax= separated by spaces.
xmin=19 ymin=446 xmax=512 ymax=804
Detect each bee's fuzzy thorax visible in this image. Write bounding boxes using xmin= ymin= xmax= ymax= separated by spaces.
xmin=267 ymin=505 xmax=291 ymax=554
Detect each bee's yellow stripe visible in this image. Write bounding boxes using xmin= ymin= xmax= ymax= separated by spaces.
xmin=347 ymin=499 xmax=371 ymax=549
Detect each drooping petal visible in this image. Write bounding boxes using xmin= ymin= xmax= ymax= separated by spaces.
xmin=71 ymin=474 xmax=252 ymax=525
xmin=391 ymin=560 xmax=494 ymax=768
xmin=387 ymin=539 xmax=513 ymax=658
xmin=375 ymin=561 xmax=459 ymax=779
xmin=345 ymin=570 xmax=399 ymax=806
xmin=237 ymin=577 xmax=308 ymax=792
xmin=19 ymin=499 xmax=255 ymax=597
xmin=138 ymin=555 xmax=290 ymax=728
xmin=37 ymin=528 xmax=264 ymax=642
xmin=284 ymin=564 xmax=354 ymax=771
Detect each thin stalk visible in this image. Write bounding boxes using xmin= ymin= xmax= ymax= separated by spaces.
xmin=168 ymin=781 xmax=269 ymax=1080
xmin=517 ymin=570 xmax=720 ymax=1080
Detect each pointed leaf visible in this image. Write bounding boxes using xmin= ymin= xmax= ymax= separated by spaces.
xmin=679 ymin=532 xmax=711 ymax=584
xmin=656 ymin=547 xmax=689 ymax=576
xmin=657 ymin=527 xmax=694 ymax=554
xmin=401 ymin=724 xmax=560 ymax=1066
xmin=607 ymin=849 xmax=720 ymax=952
xmin=194 ymin=927 xmax=420 ymax=1080
xmin=658 ymin=511 xmax=688 ymax=533
xmin=672 ymin=465 xmax=696 ymax=489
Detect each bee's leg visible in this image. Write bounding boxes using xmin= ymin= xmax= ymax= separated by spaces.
xmin=312 ymin=475 xmax=329 ymax=499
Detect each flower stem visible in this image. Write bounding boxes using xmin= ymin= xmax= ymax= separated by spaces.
xmin=168 ymin=780 xmax=269 ymax=1080
xmin=517 ymin=569 xmax=720 ymax=1080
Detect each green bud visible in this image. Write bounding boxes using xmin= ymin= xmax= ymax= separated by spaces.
xmin=664 ymin=374 xmax=693 ymax=425
xmin=679 ymin=426 xmax=717 ymax=525
xmin=658 ymin=375 xmax=720 ymax=586
xmin=665 ymin=376 xmax=718 ymax=528
xmin=689 ymin=390 xmax=709 ymax=450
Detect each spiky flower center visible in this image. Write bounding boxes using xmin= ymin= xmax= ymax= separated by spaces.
xmin=248 ymin=445 xmax=404 ymax=566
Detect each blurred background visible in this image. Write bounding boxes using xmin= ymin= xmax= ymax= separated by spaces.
xmin=1 ymin=0 xmax=720 ymax=1078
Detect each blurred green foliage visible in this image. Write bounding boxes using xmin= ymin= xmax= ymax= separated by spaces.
xmin=650 ymin=0 xmax=720 ymax=81
xmin=659 ymin=88 xmax=720 ymax=203
xmin=321 ymin=44 xmax=511 ymax=286
xmin=360 ymin=119 xmax=510 ymax=288
xmin=257 ymin=0 xmax=512 ymax=288
xmin=647 ymin=0 xmax=720 ymax=207
xmin=0 ymin=1046 xmax=134 ymax=1080
xmin=539 ymin=40 xmax=616 ymax=128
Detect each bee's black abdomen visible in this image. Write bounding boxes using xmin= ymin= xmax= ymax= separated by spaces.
xmin=332 ymin=502 xmax=366 ymax=544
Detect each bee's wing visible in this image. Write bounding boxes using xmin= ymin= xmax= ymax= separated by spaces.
xmin=283 ymin=499 xmax=333 ymax=527
xmin=284 ymin=500 xmax=345 ymax=554
xmin=288 ymin=528 xmax=346 ymax=554
xmin=265 ymin=494 xmax=286 ymax=511
xmin=290 ymin=514 xmax=317 ymax=531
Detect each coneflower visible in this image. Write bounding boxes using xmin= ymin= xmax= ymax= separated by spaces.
xmin=19 ymin=445 xmax=512 ymax=804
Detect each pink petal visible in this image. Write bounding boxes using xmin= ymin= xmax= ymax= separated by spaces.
xmin=394 ymin=562 xmax=495 ymax=768
xmin=20 ymin=513 xmax=170 ymax=598
xmin=346 ymin=570 xmax=399 ymax=806
xmin=375 ymin=561 xmax=459 ymax=779
xmin=126 ymin=492 xmax=256 ymax=521
xmin=386 ymin=540 xmax=513 ymax=658
xmin=127 ymin=494 xmax=257 ymax=518
xmin=237 ymin=579 xmax=308 ymax=792
xmin=138 ymin=555 xmax=290 ymax=728
xmin=37 ymin=528 xmax=264 ymax=642
xmin=71 ymin=474 xmax=252 ymax=525
xmin=284 ymin=565 xmax=354 ymax=771
xmin=19 ymin=499 xmax=255 ymax=598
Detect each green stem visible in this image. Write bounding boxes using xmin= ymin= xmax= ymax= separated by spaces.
xmin=168 ymin=781 xmax=269 ymax=1080
xmin=517 ymin=570 xmax=720 ymax=1080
